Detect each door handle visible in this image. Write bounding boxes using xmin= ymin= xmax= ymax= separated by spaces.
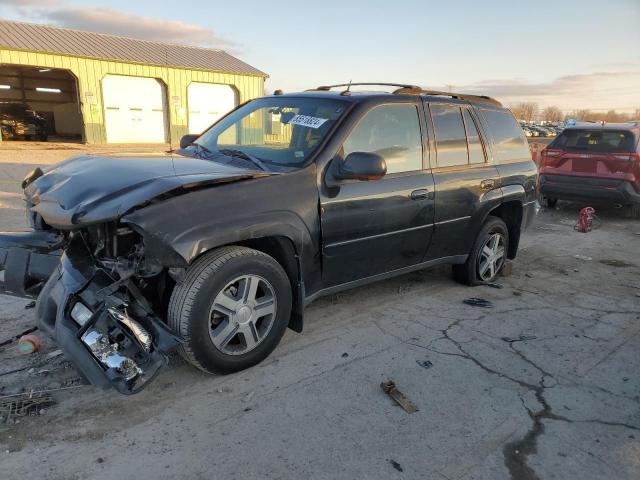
xmin=410 ymin=189 xmax=429 ymax=200
xmin=480 ymin=179 xmax=495 ymax=190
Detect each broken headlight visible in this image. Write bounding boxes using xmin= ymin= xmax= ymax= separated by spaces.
xmin=81 ymin=329 xmax=142 ymax=381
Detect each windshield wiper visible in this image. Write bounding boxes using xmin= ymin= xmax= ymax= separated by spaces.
xmin=218 ymin=149 xmax=268 ymax=171
xmin=192 ymin=142 xmax=216 ymax=158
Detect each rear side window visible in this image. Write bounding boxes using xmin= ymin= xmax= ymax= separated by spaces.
xmin=463 ymin=109 xmax=486 ymax=164
xmin=431 ymin=105 xmax=468 ymax=167
xmin=550 ymin=129 xmax=637 ymax=153
xmin=481 ymin=109 xmax=530 ymax=163
xmin=343 ymin=104 xmax=423 ymax=174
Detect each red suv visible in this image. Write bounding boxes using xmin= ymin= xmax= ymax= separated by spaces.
xmin=539 ymin=123 xmax=640 ymax=217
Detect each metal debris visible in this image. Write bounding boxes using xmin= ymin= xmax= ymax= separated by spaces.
xmin=463 ymin=298 xmax=493 ymax=308
xmin=381 ymin=380 xmax=418 ymax=413
xmin=0 ymin=392 xmax=55 ymax=422
xmin=24 ymin=301 xmax=36 ymax=310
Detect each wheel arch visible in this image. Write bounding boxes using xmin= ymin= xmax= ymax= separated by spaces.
xmin=189 ymin=234 xmax=305 ymax=333
xmin=487 ymin=200 xmax=523 ymax=259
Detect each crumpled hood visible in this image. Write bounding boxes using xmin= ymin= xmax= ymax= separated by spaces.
xmin=25 ymin=152 xmax=271 ymax=229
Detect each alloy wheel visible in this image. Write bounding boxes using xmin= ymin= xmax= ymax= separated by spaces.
xmin=208 ymin=275 xmax=277 ymax=355
xmin=478 ymin=232 xmax=505 ymax=281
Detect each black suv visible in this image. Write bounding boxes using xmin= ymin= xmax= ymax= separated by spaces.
xmin=0 ymin=84 xmax=537 ymax=394
xmin=0 ymin=102 xmax=48 ymax=141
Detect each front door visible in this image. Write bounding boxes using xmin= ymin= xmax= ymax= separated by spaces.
xmin=320 ymin=102 xmax=435 ymax=287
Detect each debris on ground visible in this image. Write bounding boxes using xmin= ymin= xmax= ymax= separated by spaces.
xmin=513 ymin=291 xmax=523 ymax=296
xmin=599 ymin=259 xmax=634 ymax=268
xmin=574 ymin=254 xmax=592 ymax=261
xmin=0 ymin=327 xmax=38 ymax=348
xmin=17 ymin=334 xmax=41 ymax=354
xmin=341 ymin=352 xmax=349 ymax=358
xmin=463 ymin=298 xmax=493 ymax=308
xmin=388 ymin=459 xmax=404 ymax=472
xmin=485 ymin=282 xmax=503 ymax=289
xmin=574 ymin=206 xmax=599 ymax=233
xmin=381 ymin=380 xmax=418 ymax=413
xmin=24 ymin=301 xmax=36 ymax=310
xmin=501 ymin=260 xmax=514 ymax=277
xmin=416 ymin=359 xmax=433 ymax=369
xmin=502 ymin=335 xmax=537 ymax=343
xmin=0 ymin=392 xmax=55 ymax=423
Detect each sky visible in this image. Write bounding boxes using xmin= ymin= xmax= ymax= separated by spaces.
xmin=1 ymin=0 xmax=639 ymax=113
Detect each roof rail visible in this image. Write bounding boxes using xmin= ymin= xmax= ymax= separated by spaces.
xmin=308 ymin=83 xmax=503 ymax=106
xmin=396 ymin=87 xmax=503 ymax=107
xmin=312 ymin=83 xmax=420 ymax=92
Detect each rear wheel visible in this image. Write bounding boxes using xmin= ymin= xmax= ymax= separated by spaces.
xmin=168 ymin=246 xmax=292 ymax=374
xmin=453 ymin=217 xmax=509 ymax=285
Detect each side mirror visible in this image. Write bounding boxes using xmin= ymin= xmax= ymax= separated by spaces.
xmin=180 ymin=134 xmax=200 ymax=149
xmin=336 ymin=152 xmax=387 ymax=181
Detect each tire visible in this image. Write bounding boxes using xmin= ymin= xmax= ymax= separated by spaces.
xmin=453 ymin=216 xmax=509 ymax=286
xmin=543 ymin=197 xmax=558 ymax=208
xmin=168 ymin=246 xmax=292 ymax=374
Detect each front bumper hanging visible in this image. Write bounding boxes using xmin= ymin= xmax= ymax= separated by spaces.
xmin=1 ymin=230 xmax=181 ymax=394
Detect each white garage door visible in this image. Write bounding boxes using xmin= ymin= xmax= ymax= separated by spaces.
xmin=188 ymin=83 xmax=236 ymax=135
xmin=102 ymin=75 xmax=167 ymax=143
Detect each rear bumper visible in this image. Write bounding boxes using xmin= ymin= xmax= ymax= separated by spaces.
xmin=539 ymin=174 xmax=640 ymax=205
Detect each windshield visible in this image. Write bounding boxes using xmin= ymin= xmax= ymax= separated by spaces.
xmin=550 ymin=129 xmax=638 ymax=153
xmin=190 ymin=96 xmax=350 ymax=168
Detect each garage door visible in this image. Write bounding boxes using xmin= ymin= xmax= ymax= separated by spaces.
xmin=188 ymin=83 xmax=236 ymax=135
xmin=102 ymin=75 xmax=167 ymax=143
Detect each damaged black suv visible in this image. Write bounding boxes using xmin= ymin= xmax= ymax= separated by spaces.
xmin=0 ymin=83 xmax=537 ymax=394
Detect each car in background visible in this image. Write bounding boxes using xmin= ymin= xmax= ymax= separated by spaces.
xmin=539 ymin=123 xmax=640 ymax=217
xmin=0 ymin=102 xmax=48 ymax=141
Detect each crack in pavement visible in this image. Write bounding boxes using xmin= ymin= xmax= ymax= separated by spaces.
xmin=388 ymin=312 xmax=639 ymax=480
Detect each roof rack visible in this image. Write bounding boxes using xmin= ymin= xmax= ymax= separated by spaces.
xmin=308 ymin=83 xmax=502 ymax=106
xmin=398 ymin=88 xmax=503 ymax=107
xmin=312 ymin=83 xmax=420 ymax=92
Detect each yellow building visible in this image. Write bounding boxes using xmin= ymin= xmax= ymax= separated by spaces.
xmin=0 ymin=20 xmax=267 ymax=144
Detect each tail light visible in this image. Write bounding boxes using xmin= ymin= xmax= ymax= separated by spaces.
xmin=540 ymin=148 xmax=563 ymax=167
xmin=611 ymin=153 xmax=640 ymax=162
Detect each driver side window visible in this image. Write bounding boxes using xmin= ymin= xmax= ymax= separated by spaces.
xmin=343 ymin=104 xmax=423 ymax=174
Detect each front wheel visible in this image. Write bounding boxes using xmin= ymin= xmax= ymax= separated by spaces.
xmin=453 ymin=217 xmax=509 ymax=285
xmin=168 ymin=246 xmax=292 ymax=374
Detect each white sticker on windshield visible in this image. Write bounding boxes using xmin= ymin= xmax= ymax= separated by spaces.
xmin=289 ymin=114 xmax=328 ymax=129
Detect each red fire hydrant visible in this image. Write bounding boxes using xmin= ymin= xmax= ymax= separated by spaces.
xmin=575 ymin=207 xmax=596 ymax=233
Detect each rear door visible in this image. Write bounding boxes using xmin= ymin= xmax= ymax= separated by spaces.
xmin=319 ymin=101 xmax=435 ymax=286
xmin=422 ymin=101 xmax=501 ymax=260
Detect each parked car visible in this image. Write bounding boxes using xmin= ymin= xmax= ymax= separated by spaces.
xmin=539 ymin=123 xmax=640 ymax=217
xmin=0 ymin=83 xmax=538 ymax=394
xmin=0 ymin=102 xmax=48 ymax=141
